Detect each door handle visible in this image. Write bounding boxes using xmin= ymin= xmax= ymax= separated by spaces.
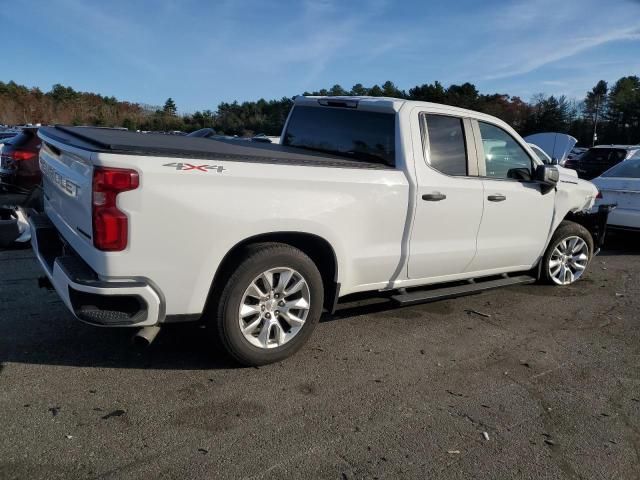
xmin=487 ymin=194 xmax=506 ymax=202
xmin=422 ymin=192 xmax=447 ymax=201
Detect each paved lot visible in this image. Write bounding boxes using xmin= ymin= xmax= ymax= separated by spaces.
xmin=1 ymin=235 xmax=639 ymax=479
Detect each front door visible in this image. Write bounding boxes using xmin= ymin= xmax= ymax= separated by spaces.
xmin=468 ymin=120 xmax=555 ymax=272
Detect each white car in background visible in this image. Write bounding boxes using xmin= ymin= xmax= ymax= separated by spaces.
xmin=528 ymin=143 xmax=578 ymax=177
xmin=524 ymin=132 xmax=578 ymax=166
xmin=592 ymin=158 xmax=640 ymax=231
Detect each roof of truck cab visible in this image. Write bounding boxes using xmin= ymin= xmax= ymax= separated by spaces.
xmin=294 ymin=95 xmax=514 ymax=124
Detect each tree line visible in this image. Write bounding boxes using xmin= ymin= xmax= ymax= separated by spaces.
xmin=1 ymin=77 xmax=638 ymax=145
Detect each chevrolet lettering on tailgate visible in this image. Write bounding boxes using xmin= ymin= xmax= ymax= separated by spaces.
xmin=41 ymin=159 xmax=78 ymax=197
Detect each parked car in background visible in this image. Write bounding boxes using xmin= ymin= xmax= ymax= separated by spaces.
xmin=251 ymin=133 xmax=281 ymax=144
xmin=524 ymin=132 xmax=577 ymax=165
xmin=561 ymin=147 xmax=588 ymax=169
xmin=575 ymin=145 xmax=640 ymax=180
xmin=0 ymin=128 xmax=42 ymax=193
xmin=0 ymin=131 xmax=19 ymax=143
xmin=528 ymin=143 xmax=578 ymax=177
xmin=187 ymin=128 xmax=217 ymax=138
xmin=592 ymin=158 xmax=640 ymax=231
xmin=566 ymin=147 xmax=588 ymax=162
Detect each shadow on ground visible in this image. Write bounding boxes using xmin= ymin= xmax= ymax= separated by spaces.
xmin=1 ymin=227 xmax=639 ymax=372
xmin=599 ymin=229 xmax=640 ymax=256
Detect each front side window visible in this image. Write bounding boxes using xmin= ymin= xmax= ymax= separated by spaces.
xmin=423 ymin=114 xmax=467 ymax=176
xmin=478 ymin=122 xmax=533 ymax=180
xmin=283 ymin=106 xmax=395 ymax=166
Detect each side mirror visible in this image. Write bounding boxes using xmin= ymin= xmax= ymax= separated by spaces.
xmin=535 ymin=164 xmax=559 ymax=193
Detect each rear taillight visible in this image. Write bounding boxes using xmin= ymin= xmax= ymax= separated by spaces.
xmin=0 ymin=150 xmax=36 ymax=161
xmin=92 ymin=167 xmax=139 ymax=251
xmin=11 ymin=150 xmax=37 ymax=161
xmin=596 ymin=190 xmax=602 ymax=199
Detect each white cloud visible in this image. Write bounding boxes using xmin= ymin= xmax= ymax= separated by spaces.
xmin=483 ymin=26 xmax=640 ymax=80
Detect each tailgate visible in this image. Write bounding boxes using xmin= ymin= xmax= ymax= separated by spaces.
xmin=38 ymin=135 xmax=94 ymax=242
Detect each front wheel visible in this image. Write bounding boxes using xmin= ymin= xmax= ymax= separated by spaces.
xmin=212 ymin=243 xmax=324 ymax=366
xmin=540 ymin=221 xmax=594 ymax=286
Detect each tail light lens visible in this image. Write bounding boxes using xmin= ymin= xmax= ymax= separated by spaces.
xmin=92 ymin=167 xmax=139 ymax=251
xmin=596 ymin=190 xmax=603 ymax=199
xmin=12 ymin=150 xmax=37 ymax=161
xmin=0 ymin=150 xmax=36 ymax=161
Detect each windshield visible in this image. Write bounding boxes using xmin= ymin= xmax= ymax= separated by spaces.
xmin=283 ymin=106 xmax=396 ymax=166
xmin=602 ymin=158 xmax=640 ymax=178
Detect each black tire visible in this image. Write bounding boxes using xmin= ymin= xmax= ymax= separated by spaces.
xmin=540 ymin=220 xmax=594 ymax=285
xmin=211 ymin=242 xmax=324 ymax=366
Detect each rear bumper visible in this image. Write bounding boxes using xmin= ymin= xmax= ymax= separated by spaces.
xmin=29 ymin=213 xmax=164 ymax=327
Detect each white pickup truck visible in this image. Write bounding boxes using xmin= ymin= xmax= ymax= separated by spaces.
xmin=31 ymin=96 xmax=610 ymax=366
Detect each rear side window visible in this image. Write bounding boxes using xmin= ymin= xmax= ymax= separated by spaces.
xmin=283 ymin=106 xmax=395 ymax=166
xmin=423 ymin=114 xmax=467 ymax=176
xmin=603 ymin=158 xmax=640 ymax=178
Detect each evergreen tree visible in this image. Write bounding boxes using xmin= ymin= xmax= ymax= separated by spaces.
xmin=163 ymin=97 xmax=177 ymax=116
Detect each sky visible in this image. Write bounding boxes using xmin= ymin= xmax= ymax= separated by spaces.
xmin=1 ymin=0 xmax=639 ymax=113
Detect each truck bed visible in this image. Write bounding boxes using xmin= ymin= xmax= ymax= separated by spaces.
xmin=39 ymin=126 xmax=390 ymax=170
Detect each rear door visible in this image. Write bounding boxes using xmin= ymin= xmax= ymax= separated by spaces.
xmin=408 ymin=112 xmax=484 ymax=279
xmin=468 ymin=120 xmax=555 ymax=272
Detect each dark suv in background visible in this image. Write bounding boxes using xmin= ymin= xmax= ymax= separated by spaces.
xmin=575 ymin=145 xmax=640 ymax=180
xmin=0 ymin=127 xmax=42 ymax=194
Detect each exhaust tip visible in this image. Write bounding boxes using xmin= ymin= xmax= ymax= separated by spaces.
xmin=132 ymin=326 xmax=161 ymax=347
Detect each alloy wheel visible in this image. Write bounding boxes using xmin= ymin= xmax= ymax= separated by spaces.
xmin=238 ymin=267 xmax=311 ymax=349
xmin=548 ymin=236 xmax=589 ymax=285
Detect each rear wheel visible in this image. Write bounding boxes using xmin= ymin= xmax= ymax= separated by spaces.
xmin=541 ymin=221 xmax=593 ymax=286
xmin=212 ymin=243 xmax=324 ymax=366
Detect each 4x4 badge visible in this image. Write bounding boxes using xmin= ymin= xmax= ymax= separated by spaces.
xmin=163 ymin=162 xmax=225 ymax=173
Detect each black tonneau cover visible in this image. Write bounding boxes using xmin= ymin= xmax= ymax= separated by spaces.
xmin=39 ymin=126 xmax=390 ymax=170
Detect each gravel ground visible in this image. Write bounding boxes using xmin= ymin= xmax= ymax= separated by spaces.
xmin=0 ymin=234 xmax=639 ymax=479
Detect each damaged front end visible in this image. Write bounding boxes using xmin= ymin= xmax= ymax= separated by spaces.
xmin=567 ymin=204 xmax=616 ymax=250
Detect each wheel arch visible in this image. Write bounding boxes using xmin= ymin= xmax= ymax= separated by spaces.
xmin=204 ymin=231 xmax=340 ymax=315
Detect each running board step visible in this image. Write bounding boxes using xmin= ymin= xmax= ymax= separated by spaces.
xmin=391 ymin=275 xmax=536 ymax=306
